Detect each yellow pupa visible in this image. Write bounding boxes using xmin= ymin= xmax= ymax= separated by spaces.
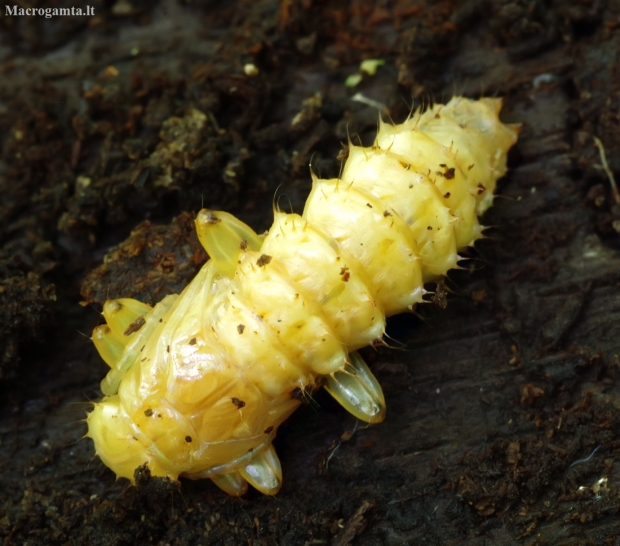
xmin=87 ymin=97 xmax=520 ymax=496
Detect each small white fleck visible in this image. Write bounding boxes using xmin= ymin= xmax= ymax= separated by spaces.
xmin=532 ymin=73 xmax=558 ymax=88
xmin=351 ymin=92 xmax=387 ymax=111
xmin=244 ymin=63 xmax=259 ymax=77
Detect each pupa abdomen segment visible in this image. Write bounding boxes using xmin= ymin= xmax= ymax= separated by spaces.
xmin=87 ymin=97 xmax=519 ymax=496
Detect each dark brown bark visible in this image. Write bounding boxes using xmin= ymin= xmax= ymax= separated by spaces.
xmin=1 ymin=1 xmax=620 ymax=544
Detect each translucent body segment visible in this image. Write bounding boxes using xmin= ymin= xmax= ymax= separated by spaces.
xmin=192 ymin=393 xmax=299 ymax=448
xmin=195 ymin=209 xmax=263 ymax=275
xmin=91 ymin=259 xmax=304 ymax=482
xmin=113 ymin=261 xmax=225 ymax=411
xmin=428 ymin=98 xmax=520 ymax=186
xmin=235 ymin=250 xmax=348 ymax=376
xmin=210 ymin=472 xmax=248 ymax=496
xmin=165 ymin=338 xmax=240 ymax=417
xmin=413 ymin=113 xmax=495 ymax=196
xmin=324 ymin=351 xmax=386 ymax=423
xmin=340 ymin=146 xmax=463 ymax=275
xmin=171 ymin=374 xmax=256 ymax=443
xmin=102 ymin=298 xmax=153 ymax=340
xmin=87 ymin=395 xmax=152 ymax=480
xmin=375 ymin=121 xmax=466 ymax=196
xmin=261 ymin=212 xmax=386 ymax=348
xmin=374 ymin=121 xmax=477 ymax=228
xmin=207 ymin=287 xmax=311 ymax=397
xmin=91 ymin=377 xmax=295 ymax=481
xmin=125 ymin=397 xmax=197 ymax=474
xmin=239 ymin=444 xmax=282 ymax=496
xmin=164 ymin=328 xmax=301 ymax=446
xmin=191 ymin=402 xmax=294 ymax=482
xmin=195 ymin=385 xmax=263 ymax=443
xmin=101 ymin=295 xmax=178 ymax=396
xmin=87 ymin=393 xmax=279 ymax=480
xmin=303 ymin=179 xmax=425 ymax=314
xmin=401 ymin=97 xmax=520 ymax=215
xmin=92 ymin=325 xmax=125 ymax=368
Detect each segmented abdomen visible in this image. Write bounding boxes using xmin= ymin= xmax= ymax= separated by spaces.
xmin=87 ymin=97 xmax=519 ymax=496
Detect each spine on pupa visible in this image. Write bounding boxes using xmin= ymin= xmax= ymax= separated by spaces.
xmin=86 ymin=97 xmax=520 ymax=496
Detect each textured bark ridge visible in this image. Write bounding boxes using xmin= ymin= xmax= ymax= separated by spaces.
xmin=86 ymin=97 xmax=519 ymax=496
